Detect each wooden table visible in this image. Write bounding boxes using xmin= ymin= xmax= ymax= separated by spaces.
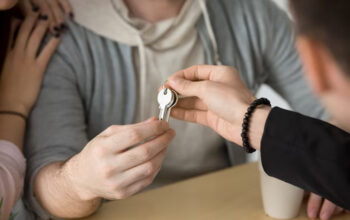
xmin=81 ymin=162 xmax=350 ymax=220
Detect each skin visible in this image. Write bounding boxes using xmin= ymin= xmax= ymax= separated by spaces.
xmin=0 ymin=0 xmax=18 ymax=10
xmin=0 ymin=0 xmax=61 ymax=148
xmin=28 ymin=0 xmax=73 ymax=34
xmin=1 ymin=0 xmax=72 ymax=33
xmin=33 ymin=0 xmax=344 ymax=218
xmin=297 ymin=37 xmax=350 ymax=220
xmin=124 ymin=0 xmax=186 ymax=23
xmin=166 ymin=35 xmax=350 ymax=220
xmin=32 ymin=0 xmax=181 ymax=218
xmin=0 ymin=1 xmax=61 ymax=219
xmin=35 ymin=118 xmax=175 ymax=218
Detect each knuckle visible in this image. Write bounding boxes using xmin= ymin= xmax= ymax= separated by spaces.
xmin=94 ymin=143 xmax=109 ymax=157
xmin=106 ymin=180 xmax=118 ymax=192
xmin=145 ymin=177 xmax=154 ymax=186
xmin=100 ymin=145 xmax=110 ymax=156
xmin=129 ymin=130 xmax=142 ymax=143
xmin=105 ymin=125 xmax=120 ymax=135
xmin=37 ymin=21 xmax=48 ymax=29
xmin=114 ymin=190 xmax=128 ymax=200
xmin=139 ymin=147 xmax=152 ymax=160
xmin=193 ymin=64 xmax=201 ymax=73
xmin=154 ymin=122 xmax=163 ymax=133
xmin=143 ymin=162 xmax=155 ymax=176
xmin=100 ymin=163 xmax=114 ymax=179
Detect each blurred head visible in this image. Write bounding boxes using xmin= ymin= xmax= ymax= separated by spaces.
xmin=0 ymin=0 xmax=18 ymax=10
xmin=123 ymin=0 xmax=186 ymax=22
xmin=290 ymin=0 xmax=350 ymax=129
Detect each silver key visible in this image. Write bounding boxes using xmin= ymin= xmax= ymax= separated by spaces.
xmin=157 ymin=88 xmax=178 ymax=122
xmin=165 ymin=89 xmax=178 ymax=121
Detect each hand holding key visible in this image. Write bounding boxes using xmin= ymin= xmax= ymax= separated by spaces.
xmin=63 ymin=118 xmax=175 ymax=201
xmin=166 ymin=65 xmax=270 ymax=149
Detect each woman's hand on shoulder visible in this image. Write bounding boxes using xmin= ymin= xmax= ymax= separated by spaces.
xmin=0 ymin=9 xmax=61 ymax=117
xmin=19 ymin=0 xmax=73 ymax=34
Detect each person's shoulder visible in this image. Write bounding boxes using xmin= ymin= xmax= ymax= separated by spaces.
xmin=208 ymin=0 xmax=278 ymax=10
xmin=207 ymin=0 xmax=290 ymax=37
xmin=58 ymin=19 xmax=94 ymax=50
xmin=207 ymin=0 xmax=284 ymax=20
xmin=51 ymin=19 xmax=111 ymax=61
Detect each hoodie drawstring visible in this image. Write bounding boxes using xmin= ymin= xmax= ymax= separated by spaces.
xmin=137 ymin=36 xmax=148 ymax=121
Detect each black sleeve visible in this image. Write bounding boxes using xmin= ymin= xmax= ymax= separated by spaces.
xmin=261 ymin=107 xmax=350 ymax=211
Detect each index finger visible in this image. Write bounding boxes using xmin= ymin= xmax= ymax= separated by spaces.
xmin=102 ymin=119 xmax=170 ymax=153
xmin=168 ymin=65 xmax=214 ymax=84
xmin=167 ymin=65 xmax=239 ymax=88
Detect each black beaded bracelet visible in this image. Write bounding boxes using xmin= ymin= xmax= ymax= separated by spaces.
xmin=241 ymin=98 xmax=271 ymax=153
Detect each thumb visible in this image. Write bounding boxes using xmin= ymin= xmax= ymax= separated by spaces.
xmin=168 ymin=77 xmax=205 ymax=98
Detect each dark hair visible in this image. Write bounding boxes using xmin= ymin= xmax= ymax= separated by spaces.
xmin=290 ymin=0 xmax=350 ymax=75
xmin=0 ymin=7 xmax=21 ymax=71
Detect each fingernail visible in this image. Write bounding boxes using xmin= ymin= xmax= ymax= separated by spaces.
xmin=320 ymin=212 xmax=331 ymax=220
xmin=39 ymin=14 xmax=48 ymax=20
xmin=69 ymin=12 xmax=74 ymax=19
xmin=308 ymin=209 xmax=317 ymax=219
xmin=32 ymin=5 xmax=39 ymax=12
xmin=169 ymin=78 xmax=180 ymax=86
xmin=54 ymin=33 xmax=60 ymax=38
xmin=60 ymin=23 xmax=66 ymax=29
xmin=53 ymin=26 xmax=60 ymax=32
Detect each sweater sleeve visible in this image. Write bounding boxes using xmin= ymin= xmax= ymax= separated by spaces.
xmin=262 ymin=0 xmax=328 ymax=120
xmin=0 ymin=140 xmax=26 ymax=220
xmin=23 ymin=21 xmax=89 ymax=219
xmin=261 ymin=107 xmax=350 ymax=211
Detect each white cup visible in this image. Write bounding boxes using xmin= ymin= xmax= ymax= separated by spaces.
xmin=258 ymin=154 xmax=304 ymax=219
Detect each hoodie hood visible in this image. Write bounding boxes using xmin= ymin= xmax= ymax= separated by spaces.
xmin=69 ymin=0 xmax=222 ymax=121
xmin=70 ymin=0 xmax=202 ymax=49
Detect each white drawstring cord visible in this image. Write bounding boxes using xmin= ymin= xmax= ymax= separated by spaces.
xmin=137 ymin=36 xmax=148 ymax=121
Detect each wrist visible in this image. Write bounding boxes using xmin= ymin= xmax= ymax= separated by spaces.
xmin=0 ymin=99 xmax=30 ymax=117
xmin=63 ymin=154 xmax=98 ymax=202
xmin=248 ymin=106 xmax=271 ymax=150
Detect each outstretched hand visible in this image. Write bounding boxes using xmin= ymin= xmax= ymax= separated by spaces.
xmin=166 ymin=65 xmax=270 ymax=149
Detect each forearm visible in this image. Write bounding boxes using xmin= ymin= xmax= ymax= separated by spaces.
xmin=0 ymin=141 xmax=26 ymax=220
xmin=261 ymin=107 xmax=350 ymax=210
xmin=34 ymin=161 xmax=101 ymax=218
xmin=0 ymin=115 xmax=26 ymax=149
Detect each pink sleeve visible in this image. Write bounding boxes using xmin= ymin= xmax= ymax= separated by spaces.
xmin=0 ymin=140 xmax=26 ymax=220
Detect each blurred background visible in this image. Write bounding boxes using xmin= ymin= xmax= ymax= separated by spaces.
xmin=257 ymin=0 xmax=290 ymax=112
xmin=250 ymin=0 xmax=291 ymax=161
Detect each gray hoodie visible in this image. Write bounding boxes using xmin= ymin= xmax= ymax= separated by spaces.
xmin=23 ymin=0 xmax=327 ymax=219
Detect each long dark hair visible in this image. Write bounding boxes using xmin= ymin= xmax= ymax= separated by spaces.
xmin=0 ymin=6 xmax=22 ymax=71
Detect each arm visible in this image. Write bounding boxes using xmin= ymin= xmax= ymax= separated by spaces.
xmin=0 ymin=8 xmax=60 ymax=220
xmin=262 ymin=0 xmax=327 ymax=120
xmin=0 ymin=141 xmax=26 ymax=220
xmin=167 ymin=64 xmax=350 ymax=211
xmin=259 ymin=2 xmax=343 ymax=217
xmin=33 ymin=162 xmax=102 ymax=218
xmin=261 ymin=107 xmax=350 ymax=211
xmin=25 ymin=24 xmax=175 ymax=219
xmin=23 ymin=30 xmax=99 ymax=218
